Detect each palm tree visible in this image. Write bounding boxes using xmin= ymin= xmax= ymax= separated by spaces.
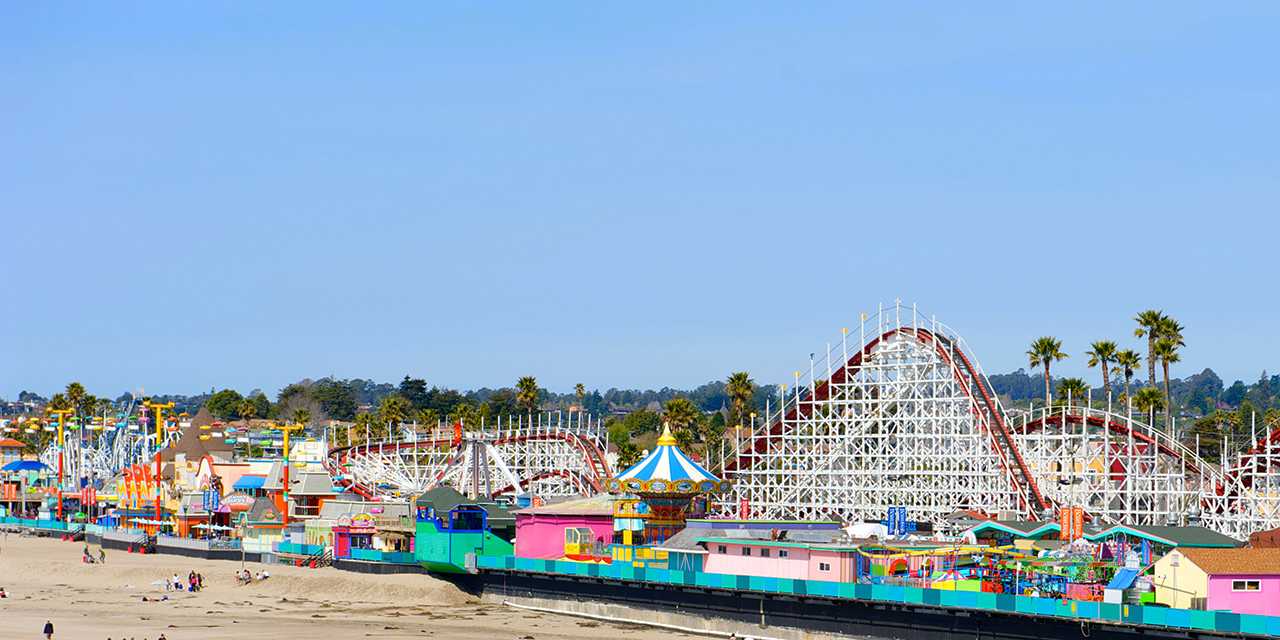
xmin=94 ymin=397 xmax=114 ymax=419
xmin=516 ymin=376 xmax=540 ymax=414
xmin=65 ymin=382 xmax=87 ymax=420
xmin=663 ymin=397 xmax=702 ymax=455
xmin=449 ymin=402 xmax=478 ymax=429
xmin=1133 ymin=310 xmax=1167 ymax=387
xmin=574 ymin=383 xmax=586 ymax=411
xmin=416 ymin=408 xmax=440 ymax=427
xmin=291 ymin=408 xmax=311 ymax=427
xmin=1085 ymin=340 xmax=1118 ymax=403
xmin=1153 ymin=337 xmax=1182 ymax=434
xmin=1056 ymin=378 xmax=1090 ymax=407
xmin=1027 ymin=337 xmax=1068 ymax=406
xmin=1133 ymin=387 xmax=1165 ymax=428
xmin=725 ymin=372 xmax=754 ymax=429
xmin=376 ymin=394 xmax=411 ymax=436
xmin=352 ymin=413 xmax=376 ymax=445
xmin=1115 ymin=349 xmax=1141 ymax=407
xmin=238 ymin=398 xmax=257 ymax=426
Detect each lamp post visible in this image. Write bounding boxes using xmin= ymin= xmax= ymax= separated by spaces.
xmin=143 ymin=401 xmax=174 ymax=522
xmin=47 ymin=409 xmax=72 ymax=521
xmin=278 ymin=422 xmax=304 ymax=526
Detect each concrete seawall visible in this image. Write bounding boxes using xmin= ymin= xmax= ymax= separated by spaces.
xmin=478 ymin=569 xmax=1244 ymax=640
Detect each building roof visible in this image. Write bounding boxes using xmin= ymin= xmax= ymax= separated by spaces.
xmin=160 ymin=424 xmax=235 ymax=463
xmin=262 ymin=461 xmax=284 ymax=490
xmin=233 ymin=475 xmax=266 ymax=490
xmin=247 ymin=496 xmax=283 ymax=524
xmin=513 ymin=493 xmax=615 ymax=517
xmin=1086 ymin=524 xmax=1241 ymax=548
xmin=1177 ymin=548 xmax=1280 ymax=575
xmin=288 ymin=471 xmax=335 ymax=495
xmin=659 ymin=527 xmax=713 ymax=552
xmin=0 ymin=438 xmax=25 ymax=449
xmin=968 ymin=520 xmax=1061 ymax=539
xmin=415 ymin=486 xmax=468 ymax=514
xmin=315 ymin=499 xmax=412 ymax=522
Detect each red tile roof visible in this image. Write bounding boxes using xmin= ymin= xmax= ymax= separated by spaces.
xmin=0 ymin=438 xmax=24 ymax=449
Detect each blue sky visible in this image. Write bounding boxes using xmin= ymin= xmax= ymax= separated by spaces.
xmin=3 ymin=3 xmax=1278 ymax=399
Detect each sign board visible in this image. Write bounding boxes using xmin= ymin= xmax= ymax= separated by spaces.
xmin=222 ymin=493 xmax=255 ymax=511
xmin=202 ymin=489 xmax=220 ymax=512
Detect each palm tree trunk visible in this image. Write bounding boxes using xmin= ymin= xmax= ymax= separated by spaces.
xmin=1043 ymin=366 xmax=1051 ymax=407
xmin=1123 ymin=376 xmax=1132 ymax=411
xmin=1163 ymin=360 xmax=1173 ymax=436
xmin=1147 ymin=336 xmax=1157 ymax=387
xmin=1101 ymin=362 xmax=1110 ymax=404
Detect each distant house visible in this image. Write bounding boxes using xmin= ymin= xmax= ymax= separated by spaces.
xmin=1153 ymin=548 xmax=1280 ymax=614
xmin=0 ymin=438 xmax=23 ymax=467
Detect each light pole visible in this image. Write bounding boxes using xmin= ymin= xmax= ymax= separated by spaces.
xmin=143 ymin=401 xmax=174 ymax=523
xmin=47 ymin=409 xmax=72 ymax=521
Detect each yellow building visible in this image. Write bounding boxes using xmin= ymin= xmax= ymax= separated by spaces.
xmin=1152 ymin=549 xmax=1209 ymax=609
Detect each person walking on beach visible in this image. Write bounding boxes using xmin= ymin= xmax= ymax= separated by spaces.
xmin=42 ymin=620 xmax=53 ymax=639
xmin=98 ymin=547 xmax=105 ymax=564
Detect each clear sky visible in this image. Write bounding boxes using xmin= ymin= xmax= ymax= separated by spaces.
xmin=3 ymin=3 xmax=1278 ymax=399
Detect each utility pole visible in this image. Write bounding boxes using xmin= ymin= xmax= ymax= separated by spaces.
xmin=47 ymin=409 xmax=73 ymax=522
xmin=143 ymin=401 xmax=174 ymax=523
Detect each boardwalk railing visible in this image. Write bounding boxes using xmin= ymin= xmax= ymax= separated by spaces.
xmin=477 ymin=555 xmax=1280 ymax=637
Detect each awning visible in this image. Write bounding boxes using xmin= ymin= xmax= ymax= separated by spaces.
xmin=2 ymin=460 xmax=49 ymax=472
xmin=233 ymin=475 xmax=266 ymax=490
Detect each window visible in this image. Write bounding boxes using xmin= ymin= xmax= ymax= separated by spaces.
xmin=819 ymin=562 xmax=831 ymax=571
xmin=717 ymin=545 xmax=726 ymax=554
xmin=1232 ymin=580 xmax=1261 ymax=592
xmin=760 ymin=549 xmax=770 ymax=558
xmin=779 ymin=550 xmax=789 ymax=558
xmin=741 ymin=547 xmax=751 ymax=556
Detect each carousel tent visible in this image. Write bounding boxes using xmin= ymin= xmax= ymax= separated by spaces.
xmin=613 ymin=425 xmax=720 ymax=488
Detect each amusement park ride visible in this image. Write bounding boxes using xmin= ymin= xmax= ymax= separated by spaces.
xmin=718 ymin=302 xmax=1280 ymax=540
xmin=21 ymin=301 xmax=1280 ymax=538
xmin=326 ymin=412 xmax=612 ymax=502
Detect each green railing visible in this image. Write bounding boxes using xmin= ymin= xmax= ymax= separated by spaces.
xmin=349 ymin=548 xmax=416 ymax=564
xmin=476 ymin=555 xmax=1280 ymax=637
xmin=0 ymin=516 xmax=71 ymax=531
xmin=276 ymin=542 xmax=325 ymax=556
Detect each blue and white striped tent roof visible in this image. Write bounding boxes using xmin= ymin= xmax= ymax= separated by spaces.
xmin=616 ymin=425 xmax=719 ymax=484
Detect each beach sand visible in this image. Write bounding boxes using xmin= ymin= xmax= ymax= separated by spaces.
xmin=0 ymin=535 xmax=694 ymax=640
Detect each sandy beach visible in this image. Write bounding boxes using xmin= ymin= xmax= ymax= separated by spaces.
xmin=0 ymin=535 xmax=694 ymax=640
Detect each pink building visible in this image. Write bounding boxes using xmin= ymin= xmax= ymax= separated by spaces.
xmin=700 ymin=538 xmax=858 ymax=582
xmin=513 ymin=494 xmax=615 ymax=560
xmin=1180 ymin=548 xmax=1280 ymax=615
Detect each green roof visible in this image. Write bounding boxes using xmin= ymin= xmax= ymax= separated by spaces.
xmin=1084 ymin=525 xmax=1241 ymax=548
xmin=968 ymin=520 xmax=1060 ymax=539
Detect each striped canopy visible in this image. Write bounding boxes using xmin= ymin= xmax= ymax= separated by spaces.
xmin=608 ymin=425 xmax=726 ymax=495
